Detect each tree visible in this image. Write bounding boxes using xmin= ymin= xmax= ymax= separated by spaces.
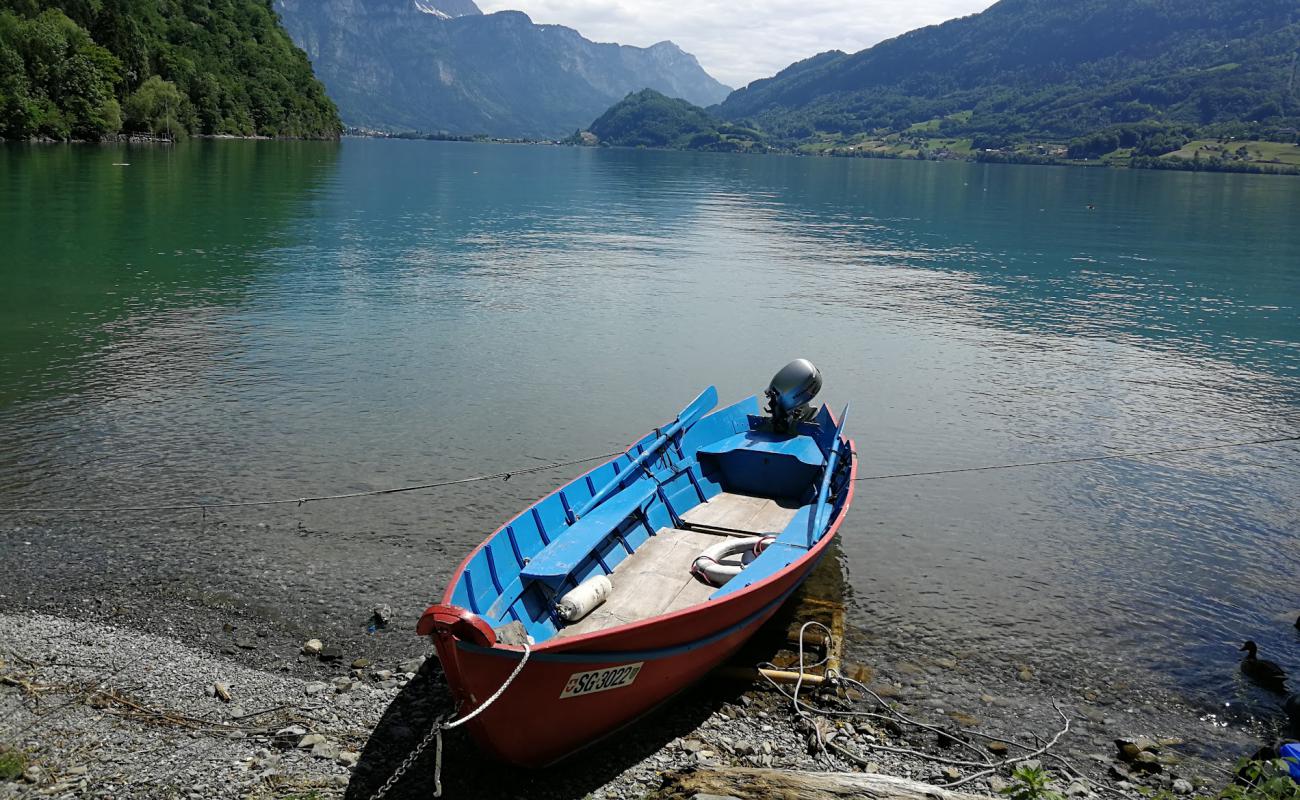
xmin=122 ymin=74 xmax=185 ymax=137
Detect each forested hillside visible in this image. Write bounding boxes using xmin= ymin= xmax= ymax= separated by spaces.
xmin=0 ymin=0 xmax=340 ymax=141
xmin=717 ymin=0 xmax=1300 ymax=146
xmin=586 ymin=89 xmax=764 ymax=152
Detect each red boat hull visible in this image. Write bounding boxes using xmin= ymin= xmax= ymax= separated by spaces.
xmin=423 ymin=441 xmax=857 ymax=767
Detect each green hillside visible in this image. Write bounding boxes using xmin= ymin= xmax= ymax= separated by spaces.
xmin=586 ymin=89 xmax=765 ymax=152
xmin=0 ymin=0 xmax=340 ymax=141
xmin=716 ymin=0 xmax=1300 ymax=148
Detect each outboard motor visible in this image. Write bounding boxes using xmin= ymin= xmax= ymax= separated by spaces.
xmin=765 ymin=359 xmax=822 ymax=432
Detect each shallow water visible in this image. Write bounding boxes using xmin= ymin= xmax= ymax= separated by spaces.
xmin=1 ymin=139 xmax=1298 ymax=727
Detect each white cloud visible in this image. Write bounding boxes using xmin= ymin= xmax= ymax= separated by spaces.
xmin=475 ymin=0 xmax=996 ymax=88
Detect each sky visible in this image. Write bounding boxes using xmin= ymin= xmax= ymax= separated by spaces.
xmin=475 ymin=0 xmax=996 ymax=88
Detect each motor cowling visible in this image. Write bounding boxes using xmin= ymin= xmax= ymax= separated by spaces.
xmin=765 ymin=359 xmax=822 ymax=432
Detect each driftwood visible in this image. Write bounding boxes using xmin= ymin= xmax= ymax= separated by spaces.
xmin=653 ymin=766 xmax=990 ymax=800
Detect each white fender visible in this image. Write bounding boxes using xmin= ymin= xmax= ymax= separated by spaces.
xmin=557 ymin=575 xmax=612 ymax=623
xmin=690 ymin=536 xmax=774 ymax=587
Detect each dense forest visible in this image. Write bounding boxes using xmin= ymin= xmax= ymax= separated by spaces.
xmin=716 ymin=0 xmax=1300 ymax=146
xmin=0 ymin=0 xmax=340 ymax=141
xmin=585 ymin=89 xmax=765 ymax=152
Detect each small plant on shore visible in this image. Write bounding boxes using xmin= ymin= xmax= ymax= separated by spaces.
xmin=0 ymin=748 xmax=27 ymax=781
xmin=1000 ymin=764 xmax=1065 ymax=800
xmin=1220 ymin=758 xmax=1300 ymax=800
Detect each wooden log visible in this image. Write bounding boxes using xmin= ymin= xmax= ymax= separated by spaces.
xmin=715 ymin=666 xmax=827 ymax=686
xmin=652 ymin=766 xmax=988 ymax=800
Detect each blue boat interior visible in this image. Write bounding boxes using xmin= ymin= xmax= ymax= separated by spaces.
xmin=448 ymin=390 xmax=853 ymax=645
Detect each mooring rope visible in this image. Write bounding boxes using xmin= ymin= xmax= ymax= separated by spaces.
xmin=852 ymin=434 xmax=1300 ymax=482
xmin=368 ymin=640 xmax=532 ymax=799
xmin=0 ymin=452 xmax=623 ymax=514
xmin=0 ymin=434 xmax=1296 ymax=515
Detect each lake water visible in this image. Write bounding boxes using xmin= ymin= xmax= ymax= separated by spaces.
xmin=2 ymin=139 xmax=1298 ymax=726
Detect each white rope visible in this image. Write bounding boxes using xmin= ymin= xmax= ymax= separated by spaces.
xmin=369 ymin=641 xmax=532 ymax=800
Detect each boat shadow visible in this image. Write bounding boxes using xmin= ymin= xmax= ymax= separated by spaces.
xmin=344 ymin=659 xmax=739 ymax=800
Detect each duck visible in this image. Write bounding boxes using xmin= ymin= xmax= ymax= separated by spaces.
xmin=1240 ymin=641 xmax=1287 ymax=688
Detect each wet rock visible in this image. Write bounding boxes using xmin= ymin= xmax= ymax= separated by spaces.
xmin=302 ymin=639 xmax=323 ymax=656
xmin=1173 ymin=778 xmax=1193 ymax=795
xmin=318 ymin=645 xmax=343 ymax=661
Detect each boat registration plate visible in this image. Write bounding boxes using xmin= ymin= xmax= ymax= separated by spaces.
xmin=560 ymin=662 xmax=644 ymax=699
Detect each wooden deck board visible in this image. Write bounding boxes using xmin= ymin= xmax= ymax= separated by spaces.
xmin=682 ymin=492 xmax=800 ymax=535
xmin=556 ymin=527 xmax=719 ymax=638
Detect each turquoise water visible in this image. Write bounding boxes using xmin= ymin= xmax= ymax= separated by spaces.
xmin=1 ymin=139 xmax=1298 ymax=719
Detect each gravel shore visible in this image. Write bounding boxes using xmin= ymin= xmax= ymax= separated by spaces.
xmin=0 ymin=601 xmax=1273 ymax=800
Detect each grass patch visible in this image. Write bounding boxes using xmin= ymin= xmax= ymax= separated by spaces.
xmin=1164 ymin=139 xmax=1300 ymax=166
xmin=0 ymin=749 xmax=27 ymax=781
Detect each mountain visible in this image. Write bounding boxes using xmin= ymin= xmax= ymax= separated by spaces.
xmin=274 ymin=0 xmax=731 ymax=139
xmin=0 ymin=0 xmax=339 ymax=140
xmin=716 ymin=0 xmax=1300 ymax=143
xmin=587 ymin=89 xmax=764 ymax=152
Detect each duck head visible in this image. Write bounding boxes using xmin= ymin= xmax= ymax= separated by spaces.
xmin=1241 ymin=640 xmax=1259 ymax=658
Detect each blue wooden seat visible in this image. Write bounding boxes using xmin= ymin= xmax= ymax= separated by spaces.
xmin=520 ymin=481 xmax=659 ymax=591
xmin=696 ymin=431 xmax=826 ymax=466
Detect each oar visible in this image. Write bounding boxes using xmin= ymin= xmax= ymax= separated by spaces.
xmin=570 ymin=385 xmax=719 ymax=522
xmin=807 ymin=403 xmax=850 ymax=547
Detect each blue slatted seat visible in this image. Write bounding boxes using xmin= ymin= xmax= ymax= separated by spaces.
xmin=519 ymin=481 xmax=658 ymax=591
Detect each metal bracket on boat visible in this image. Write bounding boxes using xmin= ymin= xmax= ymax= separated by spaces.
xmin=416 ymin=604 xmax=496 ymax=647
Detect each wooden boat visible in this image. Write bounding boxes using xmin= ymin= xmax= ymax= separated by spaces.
xmin=417 ymin=361 xmax=856 ymax=767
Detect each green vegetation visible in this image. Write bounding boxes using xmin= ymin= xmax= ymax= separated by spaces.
xmin=0 ymin=0 xmax=340 ymax=141
xmin=584 ymin=89 xmax=766 ymax=152
xmin=999 ymin=765 xmax=1065 ymax=800
xmin=0 ymin=748 xmax=26 ymax=781
xmin=1221 ymin=757 xmax=1300 ymax=800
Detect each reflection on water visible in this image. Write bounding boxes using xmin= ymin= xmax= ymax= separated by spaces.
xmin=1 ymin=140 xmax=1297 ymax=723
